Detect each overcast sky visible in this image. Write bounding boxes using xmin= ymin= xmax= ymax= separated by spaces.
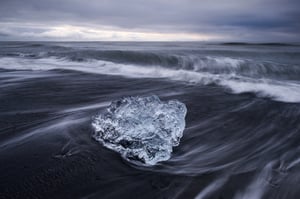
xmin=0 ymin=0 xmax=299 ymax=42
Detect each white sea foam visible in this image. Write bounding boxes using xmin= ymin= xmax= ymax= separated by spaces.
xmin=234 ymin=162 xmax=274 ymax=199
xmin=221 ymin=79 xmax=300 ymax=103
xmin=61 ymin=102 xmax=111 ymax=113
xmin=194 ymin=176 xmax=229 ymax=199
xmin=206 ymin=56 xmax=245 ymax=68
xmin=1 ymin=57 xmax=300 ymax=103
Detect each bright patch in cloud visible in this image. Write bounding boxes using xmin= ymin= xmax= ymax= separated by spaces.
xmin=0 ymin=23 xmax=222 ymax=41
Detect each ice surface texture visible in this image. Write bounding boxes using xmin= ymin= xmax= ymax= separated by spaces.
xmin=92 ymin=95 xmax=187 ymax=165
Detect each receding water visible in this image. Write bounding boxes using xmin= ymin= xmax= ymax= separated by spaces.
xmin=0 ymin=41 xmax=299 ymax=199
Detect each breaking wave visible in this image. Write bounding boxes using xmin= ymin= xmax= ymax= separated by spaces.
xmin=0 ymin=56 xmax=300 ymax=103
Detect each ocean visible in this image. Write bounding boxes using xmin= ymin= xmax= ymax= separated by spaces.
xmin=0 ymin=41 xmax=299 ymax=199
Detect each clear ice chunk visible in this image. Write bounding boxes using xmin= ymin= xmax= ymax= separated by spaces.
xmin=92 ymin=95 xmax=187 ymax=165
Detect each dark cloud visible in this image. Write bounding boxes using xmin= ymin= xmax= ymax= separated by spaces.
xmin=0 ymin=32 xmax=9 ymax=37
xmin=0 ymin=0 xmax=299 ymax=41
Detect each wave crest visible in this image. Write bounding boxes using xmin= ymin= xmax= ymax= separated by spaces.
xmin=0 ymin=56 xmax=300 ymax=103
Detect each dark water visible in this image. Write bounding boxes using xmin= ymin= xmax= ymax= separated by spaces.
xmin=0 ymin=42 xmax=300 ymax=199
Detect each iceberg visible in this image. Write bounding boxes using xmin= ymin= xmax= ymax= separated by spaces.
xmin=92 ymin=95 xmax=187 ymax=165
